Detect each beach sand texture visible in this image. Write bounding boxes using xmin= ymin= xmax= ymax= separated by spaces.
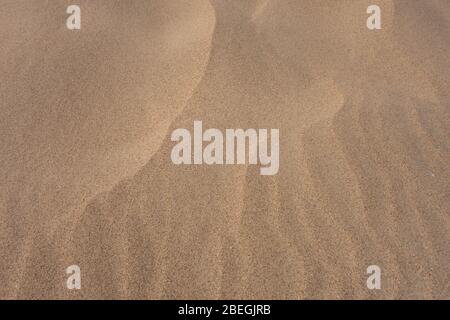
xmin=0 ymin=0 xmax=449 ymax=299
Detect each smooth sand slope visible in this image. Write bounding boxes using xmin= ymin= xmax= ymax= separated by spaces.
xmin=0 ymin=0 xmax=449 ymax=299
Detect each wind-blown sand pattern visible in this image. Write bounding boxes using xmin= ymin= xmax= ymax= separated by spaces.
xmin=0 ymin=0 xmax=449 ymax=299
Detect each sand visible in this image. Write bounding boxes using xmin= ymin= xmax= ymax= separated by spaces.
xmin=0 ymin=0 xmax=449 ymax=299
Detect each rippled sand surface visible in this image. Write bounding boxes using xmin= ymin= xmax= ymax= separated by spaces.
xmin=0 ymin=0 xmax=449 ymax=299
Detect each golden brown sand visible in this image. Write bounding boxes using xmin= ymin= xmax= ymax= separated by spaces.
xmin=0 ymin=0 xmax=449 ymax=299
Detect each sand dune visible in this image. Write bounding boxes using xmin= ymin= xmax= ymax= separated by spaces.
xmin=0 ymin=0 xmax=449 ymax=299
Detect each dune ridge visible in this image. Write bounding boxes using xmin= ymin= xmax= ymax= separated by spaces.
xmin=0 ymin=0 xmax=449 ymax=299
